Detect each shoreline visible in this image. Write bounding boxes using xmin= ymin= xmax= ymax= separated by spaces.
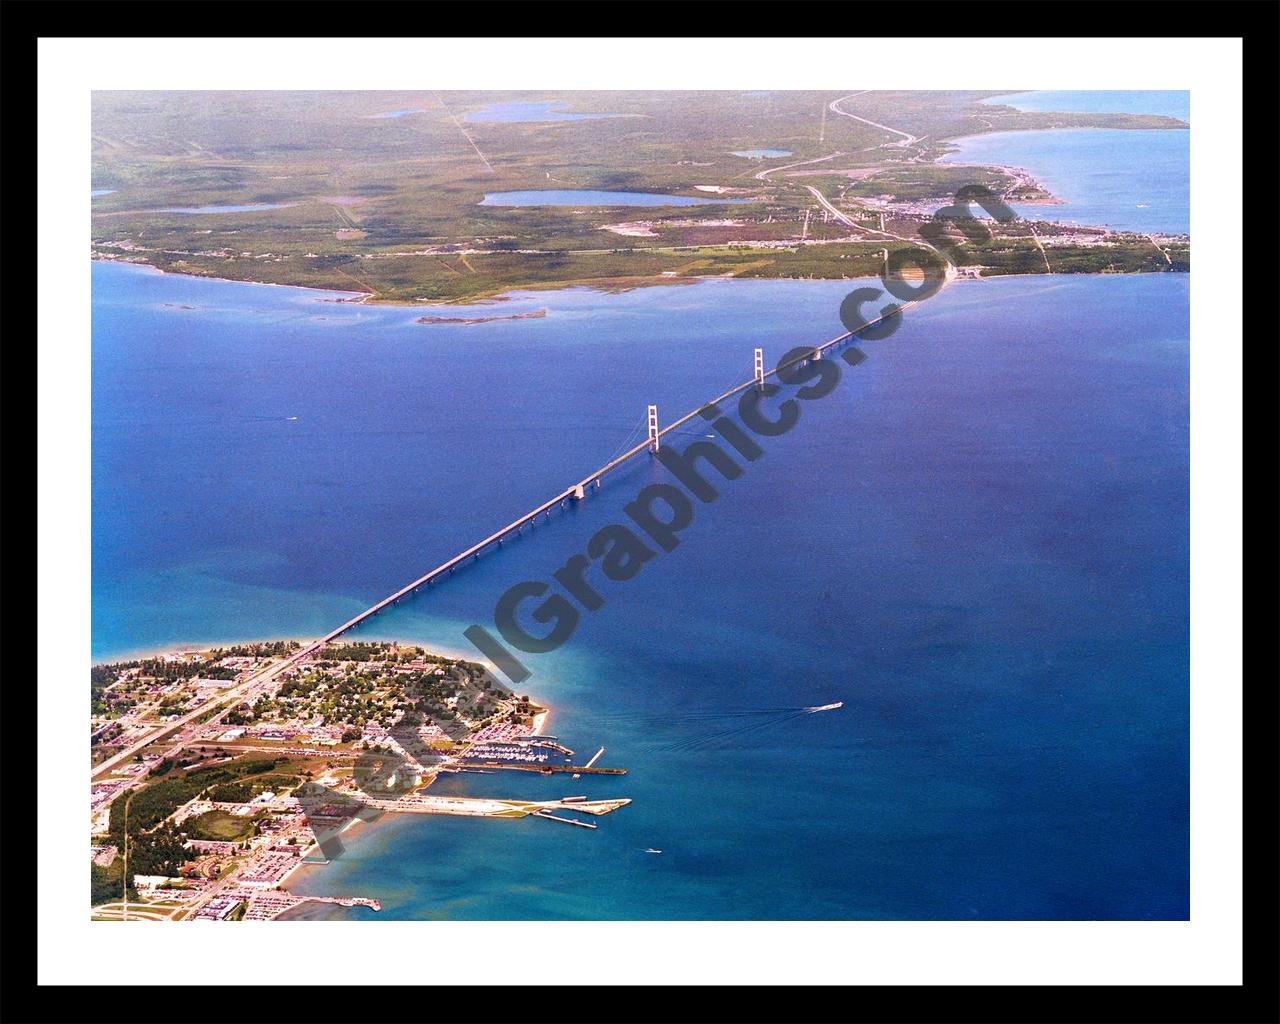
xmin=92 ymin=255 xmax=1187 ymax=313
xmin=940 ymin=123 xmax=1189 ymax=146
xmin=282 ymin=701 xmax=549 ymax=900
xmin=93 ymin=631 xmax=493 ymax=669
xmin=92 ymin=257 xmax=368 ymax=301
xmin=272 ymin=810 xmax=398 ymax=909
xmin=274 ymin=701 xmax=554 ymax=909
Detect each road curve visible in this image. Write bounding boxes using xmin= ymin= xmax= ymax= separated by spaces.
xmin=828 ymin=93 xmax=919 ymax=147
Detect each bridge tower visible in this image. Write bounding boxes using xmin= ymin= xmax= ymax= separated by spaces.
xmin=754 ymin=347 xmax=764 ymax=391
xmin=647 ymin=404 xmax=660 ymax=454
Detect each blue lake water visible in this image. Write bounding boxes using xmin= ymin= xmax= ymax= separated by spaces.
xmin=366 ymin=109 xmax=425 ymax=119
xmin=92 ymin=189 xmax=116 ymax=198
xmin=159 ymin=203 xmax=297 ymax=214
xmin=93 ymin=261 xmax=1189 ymax=920
xmin=985 ymin=91 xmax=1190 ymax=121
xmin=480 ymin=190 xmax=751 ymax=208
xmin=731 ymin=149 xmax=792 ymax=158
xmin=465 ymin=101 xmax=617 ymax=123
xmin=942 ymin=127 xmax=1189 ymax=235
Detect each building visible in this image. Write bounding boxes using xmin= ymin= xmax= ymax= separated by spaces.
xmin=193 ymin=895 xmax=244 ymax=921
xmin=90 ymin=844 xmax=118 ymax=867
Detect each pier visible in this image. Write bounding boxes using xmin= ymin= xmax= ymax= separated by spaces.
xmin=364 ymin=793 xmax=631 ymax=818
xmin=451 ymin=761 xmax=626 ymax=776
xmin=304 ymin=895 xmax=382 ymax=911
xmin=532 ymin=810 xmax=598 ymax=829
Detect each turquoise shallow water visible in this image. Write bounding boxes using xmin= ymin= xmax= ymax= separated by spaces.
xmin=93 ymin=261 xmax=1189 ymax=920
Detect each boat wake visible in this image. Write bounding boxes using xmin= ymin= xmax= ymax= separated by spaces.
xmin=593 ymin=702 xmax=843 ymax=754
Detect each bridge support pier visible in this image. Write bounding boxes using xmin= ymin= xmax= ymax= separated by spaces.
xmin=754 ymin=348 xmax=764 ymax=391
xmin=647 ymin=404 xmax=660 ymax=454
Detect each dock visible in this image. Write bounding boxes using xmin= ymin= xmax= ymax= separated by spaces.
xmin=453 ymin=761 xmax=626 ymax=776
xmin=305 ymin=895 xmax=382 ymax=911
xmin=533 ymin=810 xmax=598 ymax=829
xmin=364 ymin=793 xmax=631 ymax=818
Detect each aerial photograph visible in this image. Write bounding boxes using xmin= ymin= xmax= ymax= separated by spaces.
xmin=89 ymin=89 xmax=1189 ymax=922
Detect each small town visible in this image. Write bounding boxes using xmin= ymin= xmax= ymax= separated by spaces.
xmin=90 ymin=640 xmax=628 ymax=921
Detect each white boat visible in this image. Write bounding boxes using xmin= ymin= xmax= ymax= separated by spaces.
xmin=645 ymin=848 xmax=662 ymax=854
xmin=805 ymin=701 xmax=843 ymax=713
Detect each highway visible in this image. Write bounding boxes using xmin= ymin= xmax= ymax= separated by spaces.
xmin=803 ymin=185 xmax=959 ymax=290
xmin=753 ymin=150 xmax=843 ymax=182
xmin=828 ymin=92 xmax=921 ymax=147
xmin=91 ymin=654 xmax=301 ymax=780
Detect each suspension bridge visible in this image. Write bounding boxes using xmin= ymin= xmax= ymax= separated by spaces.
xmin=279 ymin=300 xmax=919 ymax=667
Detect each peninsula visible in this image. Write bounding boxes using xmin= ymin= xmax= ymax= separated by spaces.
xmin=91 ymin=90 xmax=1188 ymax=306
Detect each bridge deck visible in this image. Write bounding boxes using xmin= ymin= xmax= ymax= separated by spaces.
xmin=296 ymin=305 xmax=914 ymax=659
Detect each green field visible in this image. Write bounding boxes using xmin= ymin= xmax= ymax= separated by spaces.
xmin=187 ymin=809 xmax=260 ymax=842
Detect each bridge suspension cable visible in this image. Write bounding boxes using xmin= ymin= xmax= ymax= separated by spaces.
xmin=278 ymin=304 xmax=910 ymax=664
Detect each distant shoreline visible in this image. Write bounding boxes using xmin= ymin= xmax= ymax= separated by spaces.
xmin=92 ymin=255 xmax=1187 ymax=312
